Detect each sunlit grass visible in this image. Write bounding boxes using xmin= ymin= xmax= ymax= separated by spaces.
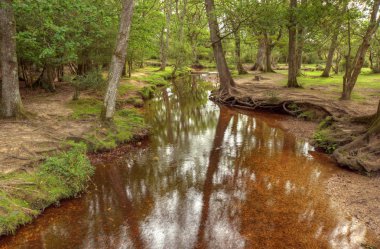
xmin=275 ymin=67 xmax=380 ymax=90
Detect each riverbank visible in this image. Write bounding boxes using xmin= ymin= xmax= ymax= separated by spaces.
xmin=226 ymin=71 xmax=380 ymax=238
xmin=0 ymin=66 xmax=179 ymax=235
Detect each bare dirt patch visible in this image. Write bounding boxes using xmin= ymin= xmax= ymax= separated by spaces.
xmin=0 ymin=77 xmax=147 ymax=174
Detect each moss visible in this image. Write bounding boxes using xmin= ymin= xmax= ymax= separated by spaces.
xmin=0 ymin=142 xmax=94 ymax=235
xmin=69 ymin=98 xmax=103 ymax=119
xmin=313 ymin=129 xmax=337 ymax=154
xmin=85 ymin=108 xmax=146 ymax=152
xmin=118 ymin=83 xmax=139 ymax=96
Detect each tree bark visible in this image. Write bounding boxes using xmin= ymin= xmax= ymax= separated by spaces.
xmin=101 ymin=0 xmax=134 ymax=120
xmin=159 ymin=1 xmax=171 ymax=71
xmin=251 ymin=37 xmax=266 ymax=71
xmin=234 ymin=30 xmax=247 ymax=75
xmin=296 ymin=26 xmax=304 ymax=76
xmin=265 ymin=33 xmax=275 ymax=73
xmin=369 ymin=100 xmax=380 ymax=134
xmin=321 ymin=30 xmax=339 ymax=77
xmin=204 ymin=0 xmax=235 ymax=93
xmin=287 ymin=0 xmax=300 ymax=88
xmin=0 ymin=0 xmax=24 ymax=118
xmin=342 ymin=0 xmax=380 ymax=100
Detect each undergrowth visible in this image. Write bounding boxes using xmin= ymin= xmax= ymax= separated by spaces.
xmin=0 ymin=142 xmax=93 ymax=235
xmin=313 ymin=117 xmax=337 ymax=154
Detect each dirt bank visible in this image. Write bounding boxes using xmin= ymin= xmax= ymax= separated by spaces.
xmin=275 ymin=110 xmax=380 ymax=239
xmin=223 ymin=72 xmax=380 ymax=240
xmin=0 ymin=67 xmax=165 ymax=235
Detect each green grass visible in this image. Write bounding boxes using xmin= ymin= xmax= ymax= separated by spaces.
xmin=69 ymin=98 xmax=103 ymax=119
xmin=277 ymin=67 xmax=380 ymax=90
xmin=68 ymin=98 xmax=146 ymax=151
xmin=85 ymin=108 xmax=145 ymax=151
xmin=130 ymin=66 xmax=191 ymax=87
xmin=0 ymin=142 xmax=94 ymax=235
xmin=118 ymin=82 xmax=139 ymax=96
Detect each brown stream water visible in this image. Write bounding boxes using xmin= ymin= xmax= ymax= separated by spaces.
xmin=0 ymin=76 xmax=377 ymax=249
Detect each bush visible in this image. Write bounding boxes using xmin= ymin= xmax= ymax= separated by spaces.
xmin=68 ymin=70 xmax=106 ymax=100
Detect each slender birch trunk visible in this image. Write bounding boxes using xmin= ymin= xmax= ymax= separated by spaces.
xmin=102 ymin=0 xmax=134 ymax=120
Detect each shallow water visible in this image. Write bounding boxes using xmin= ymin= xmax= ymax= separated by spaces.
xmin=0 ymin=76 xmax=376 ymax=249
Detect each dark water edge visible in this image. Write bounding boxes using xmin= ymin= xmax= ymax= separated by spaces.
xmin=0 ymin=76 xmax=378 ymax=249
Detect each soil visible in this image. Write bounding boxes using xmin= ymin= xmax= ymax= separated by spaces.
xmin=275 ymin=111 xmax=380 ymax=239
xmin=0 ymin=78 xmax=146 ymax=174
xmin=229 ymin=71 xmax=380 ymax=239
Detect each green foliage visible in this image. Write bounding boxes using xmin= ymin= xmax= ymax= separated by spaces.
xmin=313 ymin=130 xmax=337 ymax=154
xmin=66 ymin=70 xmax=106 ymax=100
xmin=139 ymin=86 xmax=156 ymax=100
xmin=14 ymin=0 xmax=118 ymax=67
xmin=318 ymin=116 xmax=334 ymax=130
xmin=70 ymin=70 xmax=106 ymax=91
xmin=0 ymin=143 xmax=93 ymax=235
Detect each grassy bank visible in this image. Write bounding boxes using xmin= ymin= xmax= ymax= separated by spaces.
xmin=0 ymin=66 xmax=181 ymax=236
xmin=0 ymin=143 xmax=93 ymax=235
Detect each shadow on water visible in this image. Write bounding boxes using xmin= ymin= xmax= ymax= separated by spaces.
xmin=0 ymin=75 xmax=378 ymax=249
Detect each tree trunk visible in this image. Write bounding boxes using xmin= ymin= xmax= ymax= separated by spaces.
xmin=265 ymin=33 xmax=275 ymax=73
xmin=296 ymin=26 xmax=304 ymax=76
xmin=122 ymin=59 xmax=127 ymax=77
xmin=41 ymin=65 xmax=56 ymax=92
xmin=251 ymin=37 xmax=266 ymax=71
xmin=342 ymin=0 xmax=380 ymax=100
xmin=204 ymin=0 xmax=235 ymax=93
xmin=0 ymin=0 xmax=24 ymax=118
xmin=101 ymin=0 xmax=134 ymax=120
xmin=321 ymin=31 xmax=339 ymax=77
xmin=159 ymin=0 xmax=171 ymax=71
xmin=234 ymin=30 xmax=247 ymax=75
xmin=287 ymin=0 xmax=300 ymax=88
xmin=369 ymin=100 xmax=380 ymax=134
xmin=334 ymin=51 xmax=341 ymax=74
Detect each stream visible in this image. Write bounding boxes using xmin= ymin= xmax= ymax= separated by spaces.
xmin=0 ymin=75 xmax=376 ymax=249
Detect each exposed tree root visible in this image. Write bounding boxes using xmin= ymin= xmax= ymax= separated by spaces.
xmin=333 ymin=133 xmax=380 ymax=172
xmin=211 ymin=87 xmax=380 ymax=172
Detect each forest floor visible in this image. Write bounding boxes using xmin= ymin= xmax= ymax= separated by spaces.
xmin=232 ymin=69 xmax=380 ymax=238
xmin=0 ymin=67 xmax=175 ymax=235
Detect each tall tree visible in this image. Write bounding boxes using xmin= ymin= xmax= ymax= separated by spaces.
xmin=159 ymin=0 xmax=171 ymax=71
xmin=321 ymin=29 xmax=339 ymax=77
xmin=342 ymin=0 xmax=380 ymax=100
xmin=102 ymin=0 xmax=134 ymax=120
xmin=0 ymin=0 xmax=24 ymax=118
xmin=287 ymin=0 xmax=300 ymax=87
xmin=204 ymin=0 xmax=235 ymax=93
xmin=233 ymin=28 xmax=247 ymax=74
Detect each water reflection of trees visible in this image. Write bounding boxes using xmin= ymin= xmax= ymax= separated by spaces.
xmin=145 ymin=75 xmax=218 ymax=147
xmin=0 ymin=78 xmax=370 ymax=249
